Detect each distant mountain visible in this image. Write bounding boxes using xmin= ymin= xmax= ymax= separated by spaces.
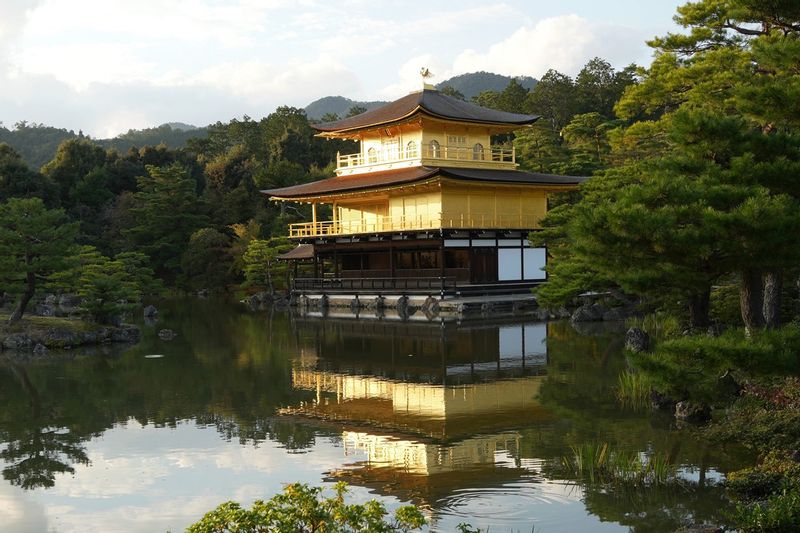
xmin=436 ymin=72 xmax=537 ymax=99
xmin=0 ymin=122 xmax=207 ymax=170
xmin=162 ymin=122 xmax=200 ymax=132
xmin=304 ymin=72 xmax=538 ymax=120
xmin=304 ymin=96 xmax=388 ymax=122
xmin=96 ymin=123 xmax=207 ymax=153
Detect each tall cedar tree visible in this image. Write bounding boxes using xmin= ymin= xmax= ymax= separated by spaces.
xmin=124 ymin=164 xmax=208 ymax=280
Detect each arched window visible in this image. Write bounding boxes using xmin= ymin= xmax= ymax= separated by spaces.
xmin=367 ymin=147 xmax=377 ymax=164
xmin=406 ymin=140 xmax=418 ymax=158
xmin=429 ymin=140 xmax=440 ymax=158
xmin=472 ymin=143 xmax=485 ymax=160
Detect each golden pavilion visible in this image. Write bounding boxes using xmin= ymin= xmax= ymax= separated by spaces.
xmin=264 ymin=83 xmax=585 ymax=295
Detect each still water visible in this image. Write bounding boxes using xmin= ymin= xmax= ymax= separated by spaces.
xmin=0 ymin=299 xmax=751 ymax=532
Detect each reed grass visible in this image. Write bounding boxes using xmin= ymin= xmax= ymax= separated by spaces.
xmin=562 ymin=443 xmax=676 ymax=486
xmin=616 ymin=370 xmax=653 ymax=410
xmin=626 ymin=312 xmax=681 ymax=343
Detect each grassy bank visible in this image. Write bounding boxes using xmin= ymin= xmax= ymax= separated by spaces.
xmin=0 ymin=313 xmax=139 ymax=351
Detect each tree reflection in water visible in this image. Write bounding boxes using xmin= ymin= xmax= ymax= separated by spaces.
xmin=0 ymin=299 xmax=755 ymax=532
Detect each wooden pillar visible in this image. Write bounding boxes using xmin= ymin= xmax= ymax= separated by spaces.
xmin=439 ymin=237 xmax=446 ymax=298
xmin=389 ymin=241 xmax=395 ymax=279
xmin=311 ymin=203 xmax=317 ymax=232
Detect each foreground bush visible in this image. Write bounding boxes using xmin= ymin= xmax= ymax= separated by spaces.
xmin=708 ymin=379 xmax=800 ymax=532
xmin=188 ymin=482 xmax=426 ymax=533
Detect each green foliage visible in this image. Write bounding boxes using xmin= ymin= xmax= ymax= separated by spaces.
xmin=0 ymin=143 xmax=59 ymax=206
xmin=438 ymin=85 xmax=465 ymax=101
xmin=561 ymin=442 xmax=677 ymax=486
xmin=242 ymin=238 xmax=294 ymax=291
xmin=732 ymin=489 xmax=800 ymax=533
xmin=41 ymin=138 xmax=107 ymax=208
xmin=0 ymin=121 xmax=81 ymax=170
xmin=181 ymin=228 xmax=236 ymax=291
xmin=97 ymin=123 xmax=207 ymax=154
xmin=187 ymin=482 xmax=426 ymax=533
xmin=631 ymin=327 xmax=800 ymax=404
xmin=48 ymin=245 xmax=161 ymax=323
xmin=0 ymin=197 xmax=78 ymax=321
xmin=616 ymin=371 xmax=653 ymax=410
xmin=124 ymin=164 xmax=209 ymax=279
xmin=625 ymin=312 xmax=682 ymax=344
xmin=77 ymin=259 xmax=139 ymax=325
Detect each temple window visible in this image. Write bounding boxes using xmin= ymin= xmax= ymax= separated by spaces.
xmin=367 ymin=147 xmax=377 ymax=163
xmin=406 ymin=140 xmax=418 ymax=158
xmin=472 ymin=143 xmax=485 ymax=160
xmin=429 ymin=140 xmax=440 ymax=158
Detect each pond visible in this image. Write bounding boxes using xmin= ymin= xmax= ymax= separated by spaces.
xmin=0 ymin=299 xmax=752 ymax=532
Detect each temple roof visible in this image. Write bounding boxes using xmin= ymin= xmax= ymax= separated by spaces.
xmin=264 ymin=166 xmax=587 ymax=200
xmin=277 ymin=244 xmax=314 ymax=261
xmin=313 ymin=89 xmax=539 ymax=134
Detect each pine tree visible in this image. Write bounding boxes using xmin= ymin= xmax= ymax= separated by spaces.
xmin=0 ymin=198 xmax=78 ymax=322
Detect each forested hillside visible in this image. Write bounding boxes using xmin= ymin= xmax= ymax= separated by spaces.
xmin=0 ymin=122 xmax=208 ymax=170
xmin=435 ymin=71 xmax=536 ymax=99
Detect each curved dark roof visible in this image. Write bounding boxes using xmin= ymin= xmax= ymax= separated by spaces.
xmin=264 ymin=167 xmax=586 ymax=199
xmin=313 ymin=89 xmax=539 ymax=133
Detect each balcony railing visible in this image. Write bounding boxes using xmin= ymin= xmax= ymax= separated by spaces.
xmin=337 ymin=144 xmax=515 ymax=170
xmin=288 ymin=213 xmax=541 ymax=238
xmin=293 ymin=276 xmax=458 ymax=294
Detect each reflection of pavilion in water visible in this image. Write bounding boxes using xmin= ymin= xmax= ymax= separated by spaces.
xmin=284 ymin=319 xmax=553 ymax=499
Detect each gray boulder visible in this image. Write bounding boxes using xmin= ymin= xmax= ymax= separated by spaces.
xmin=650 ymin=389 xmax=676 ymax=411
xmin=35 ymin=304 xmax=56 ymax=317
xmin=112 ymin=326 xmax=140 ymax=343
xmin=675 ymin=401 xmax=711 ymax=423
xmin=143 ymin=305 xmax=158 ymax=318
xmin=602 ymin=307 xmax=629 ymax=321
xmin=57 ymin=294 xmax=80 ymax=308
xmin=625 ymin=328 xmax=650 ymax=353
xmin=43 ymin=328 xmax=80 ymax=349
xmin=33 ymin=343 xmax=48 ymax=356
xmin=571 ymin=303 xmax=606 ymax=322
xmin=3 ymin=333 xmax=33 ymax=350
xmin=157 ymin=329 xmax=177 ymax=341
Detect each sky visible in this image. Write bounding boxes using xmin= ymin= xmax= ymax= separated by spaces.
xmin=0 ymin=0 xmax=686 ymax=138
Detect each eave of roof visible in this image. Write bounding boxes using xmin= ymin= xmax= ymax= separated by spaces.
xmin=263 ymin=166 xmax=587 ymax=200
xmin=312 ymin=89 xmax=540 ymax=134
xmin=277 ymin=244 xmax=314 ymax=261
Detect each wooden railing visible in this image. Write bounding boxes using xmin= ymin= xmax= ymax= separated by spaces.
xmin=288 ymin=213 xmax=541 ymax=238
xmin=293 ymin=276 xmax=457 ymax=294
xmin=336 ymin=144 xmax=515 ymax=169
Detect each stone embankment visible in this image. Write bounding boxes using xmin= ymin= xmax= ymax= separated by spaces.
xmin=0 ymin=318 xmax=140 ymax=355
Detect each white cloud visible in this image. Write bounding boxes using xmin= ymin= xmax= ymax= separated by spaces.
xmin=0 ymin=0 xmax=43 ymax=59
xmin=451 ymin=14 xmax=649 ymax=79
xmin=0 ymin=482 xmax=50 ymax=532
xmin=378 ymin=54 xmax=455 ymax=99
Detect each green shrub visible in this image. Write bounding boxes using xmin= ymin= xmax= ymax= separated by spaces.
xmin=731 ymin=489 xmax=800 ymax=532
xmin=188 ymin=482 xmax=426 ymax=533
xmin=629 ymin=327 xmax=800 ymax=404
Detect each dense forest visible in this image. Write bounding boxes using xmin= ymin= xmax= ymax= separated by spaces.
xmin=0 ymin=55 xmax=633 ymax=312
